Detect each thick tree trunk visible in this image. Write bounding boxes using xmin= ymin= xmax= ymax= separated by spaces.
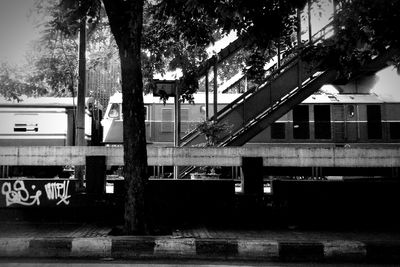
xmin=102 ymin=0 xmax=148 ymax=234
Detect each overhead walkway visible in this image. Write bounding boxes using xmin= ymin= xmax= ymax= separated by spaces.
xmin=178 ymin=23 xmax=398 ymax=177
xmin=180 ymin=25 xmax=398 ymax=148
xmin=180 ymin=24 xmax=337 ymax=148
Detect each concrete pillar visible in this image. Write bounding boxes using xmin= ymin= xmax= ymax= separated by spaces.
xmin=86 ymin=156 xmax=106 ymax=197
xmin=174 ymin=85 xmax=180 ymax=179
xmin=75 ymin=17 xmax=87 ymax=190
xmin=241 ymin=157 xmax=264 ymax=196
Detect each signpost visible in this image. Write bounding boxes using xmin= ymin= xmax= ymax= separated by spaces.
xmin=153 ymin=80 xmax=180 ymax=179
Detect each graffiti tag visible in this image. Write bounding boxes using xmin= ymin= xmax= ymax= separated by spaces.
xmin=1 ymin=180 xmax=42 ymax=206
xmin=44 ymin=180 xmax=71 ymax=205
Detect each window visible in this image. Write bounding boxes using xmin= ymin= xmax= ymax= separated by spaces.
xmin=333 ymin=105 xmax=345 ymax=140
xmin=144 ymin=106 xmax=149 ymax=121
xmin=314 ymin=105 xmax=331 ymax=139
xmin=367 ymin=105 xmax=382 ymax=139
xmin=271 ymin=122 xmax=285 ymax=139
xmin=293 ymin=105 xmax=310 ymax=139
xmin=390 ymin=122 xmax=400 ymax=139
xmin=180 ymin=108 xmax=189 ymax=133
xmin=347 ymin=105 xmax=355 ymax=118
xmin=161 ymin=108 xmax=173 ymax=132
xmin=144 ymin=106 xmax=150 ymax=121
xmin=108 ymin=103 xmax=120 ymax=119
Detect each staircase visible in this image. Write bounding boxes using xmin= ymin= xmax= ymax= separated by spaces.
xmin=178 ymin=21 xmax=398 ymax=177
xmin=180 ymin=23 xmax=336 ymax=148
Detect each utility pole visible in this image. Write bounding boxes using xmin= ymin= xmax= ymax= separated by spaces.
xmin=173 ymin=83 xmax=180 ymax=179
xmin=205 ymin=71 xmax=209 ymax=120
xmin=297 ymin=8 xmax=302 ymax=91
xmin=75 ymin=16 xmax=86 ymax=189
xmin=213 ymin=56 xmax=218 ymax=120
xmin=307 ymin=0 xmax=312 ymax=42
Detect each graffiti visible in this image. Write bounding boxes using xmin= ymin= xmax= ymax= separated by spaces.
xmin=1 ymin=180 xmax=42 ymax=206
xmin=0 ymin=179 xmax=74 ymax=207
xmin=44 ymin=180 xmax=71 ymax=205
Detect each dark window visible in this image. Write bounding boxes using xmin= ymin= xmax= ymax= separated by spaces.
xmin=333 ymin=105 xmax=345 ymax=141
xmin=144 ymin=106 xmax=148 ymax=121
xmin=293 ymin=105 xmax=310 ymax=139
xmin=271 ymin=122 xmax=285 ymax=139
xmin=180 ymin=109 xmax=189 ymax=133
xmin=367 ymin=105 xmax=382 ymax=139
xmin=161 ymin=108 xmax=173 ymax=133
xmin=314 ymin=105 xmax=331 ymax=139
xmin=390 ymin=122 xmax=400 ymax=139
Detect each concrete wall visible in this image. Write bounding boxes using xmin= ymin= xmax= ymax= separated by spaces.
xmin=0 ymin=145 xmax=399 ymax=168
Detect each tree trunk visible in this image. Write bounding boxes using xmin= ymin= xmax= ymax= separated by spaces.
xmin=102 ymin=0 xmax=148 ymax=234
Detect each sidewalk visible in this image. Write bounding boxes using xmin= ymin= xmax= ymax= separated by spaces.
xmin=1 ymin=222 xmax=400 ymax=263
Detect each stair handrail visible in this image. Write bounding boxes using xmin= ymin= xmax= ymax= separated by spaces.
xmin=218 ymin=70 xmax=328 ymax=147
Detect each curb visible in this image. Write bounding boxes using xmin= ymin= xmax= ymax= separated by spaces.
xmin=1 ymin=237 xmax=400 ymax=262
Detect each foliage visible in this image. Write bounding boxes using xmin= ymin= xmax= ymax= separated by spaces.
xmin=23 ymin=0 xmax=116 ymax=98
xmin=303 ymin=0 xmax=400 ymax=81
xmin=195 ymin=120 xmax=232 ymax=147
xmin=0 ymin=62 xmax=47 ymax=101
xmin=150 ymin=0 xmax=308 ymax=89
xmin=193 ymin=120 xmax=231 ymax=175
xmin=26 ymin=0 xmax=310 ymax=101
xmin=27 ymin=36 xmax=78 ymax=96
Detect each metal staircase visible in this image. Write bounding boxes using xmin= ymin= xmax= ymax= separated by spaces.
xmin=180 ymin=23 xmax=336 ymax=148
xmin=178 ymin=21 xmax=398 ymax=177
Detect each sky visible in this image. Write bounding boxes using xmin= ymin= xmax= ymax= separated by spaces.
xmin=0 ymin=0 xmax=333 ymax=66
xmin=0 ymin=0 xmax=40 ymax=65
xmin=0 ymin=0 xmax=398 ymax=100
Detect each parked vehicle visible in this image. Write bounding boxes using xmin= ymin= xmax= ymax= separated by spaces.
xmin=102 ymin=92 xmax=400 ymax=147
xmin=0 ymin=96 xmax=102 ymax=177
xmin=101 ymin=92 xmax=241 ymax=145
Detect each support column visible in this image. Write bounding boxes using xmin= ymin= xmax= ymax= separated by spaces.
xmin=174 ymin=84 xmax=180 ymax=179
xmin=86 ymin=156 xmax=106 ymax=197
xmin=76 ymin=18 xmax=87 ymax=148
xmin=296 ymin=9 xmax=303 ymax=91
xmin=205 ymin=71 xmax=209 ymax=120
xmin=75 ymin=17 xmax=86 ymax=190
xmin=333 ymin=0 xmax=338 ymax=34
xmin=174 ymin=85 xmax=181 ymax=147
xmin=241 ymin=157 xmax=264 ymax=196
xmin=213 ymin=57 xmax=218 ymax=120
xmin=307 ymin=0 xmax=312 ymax=42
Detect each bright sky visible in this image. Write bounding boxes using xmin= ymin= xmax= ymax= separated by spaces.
xmin=0 ymin=0 xmax=39 ymax=65
xmin=0 ymin=0 xmax=333 ymax=67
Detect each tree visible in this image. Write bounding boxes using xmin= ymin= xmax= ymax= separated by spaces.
xmin=47 ymin=0 xmax=310 ymax=234
xmin=304 ymin=0 xmax=400 ymax=80
xmin=101 ymin=0 xmax=148 ymax=234
xmin=0 ymin=62 xmax=47 ymax=101
xmin=27 ymin=36 xmax=78 ymax=96
xmin=27 ymin=0 xmax=119 ymax=98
